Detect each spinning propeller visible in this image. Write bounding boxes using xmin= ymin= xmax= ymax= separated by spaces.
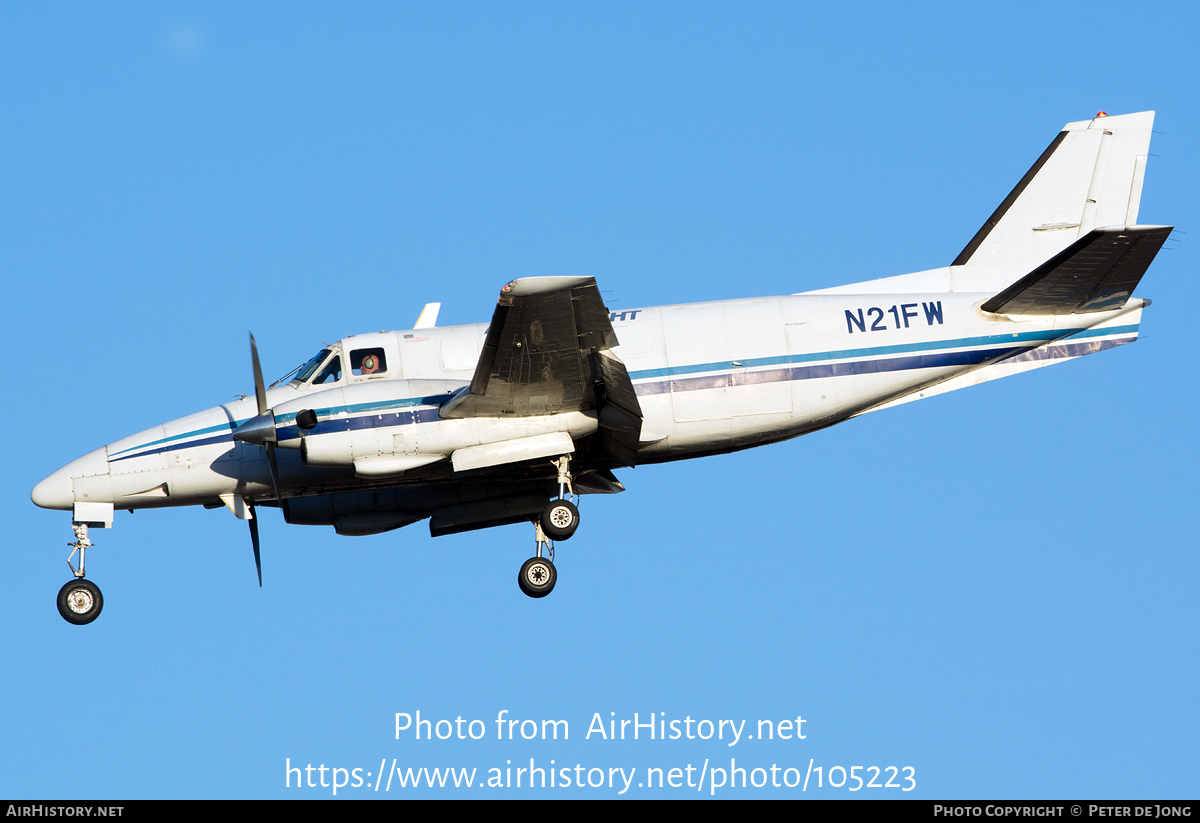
xmin=231 ymin=332 xmax=286 ymax=586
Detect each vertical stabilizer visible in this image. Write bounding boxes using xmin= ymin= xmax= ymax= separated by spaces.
xmin=953 ymin=111 xmax=1154 ymax=269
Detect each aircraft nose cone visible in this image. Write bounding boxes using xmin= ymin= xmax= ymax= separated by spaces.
xmin=31 ymin=467 xmax=74 ymax=510
xmin=31 ymin=447 xmax=111 ymax=511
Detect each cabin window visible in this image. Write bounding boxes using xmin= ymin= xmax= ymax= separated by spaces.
xmin=312 ymin=355 xmax=342 ymax=385
xmin=351 ymin=348 xmax=387 ymax=377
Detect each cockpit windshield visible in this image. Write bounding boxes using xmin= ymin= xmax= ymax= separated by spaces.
xmin=288 ymin=349 xmax=333 ymax=386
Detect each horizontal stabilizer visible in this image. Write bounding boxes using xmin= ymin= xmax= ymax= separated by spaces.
xmin=980 ymin=225 xmax=1171 ymax=315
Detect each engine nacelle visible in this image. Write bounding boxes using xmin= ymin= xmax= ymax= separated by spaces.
xmin=299 ymin=431 xmax=355 ymax=468
xmin=273 ymin=377 xmax=598 ymax=477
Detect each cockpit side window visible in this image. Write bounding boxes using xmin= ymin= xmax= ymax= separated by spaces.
xmin=312 ymin=355 xmax=342 ymax=385
xmin=350 ymin=348 xmax=387 ymax=377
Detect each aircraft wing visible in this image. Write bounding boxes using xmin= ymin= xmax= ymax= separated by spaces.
xmin=440 ymin=276 xmax=644 ymax=464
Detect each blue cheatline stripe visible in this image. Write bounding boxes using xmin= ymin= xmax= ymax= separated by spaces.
xmin=109 ymin=421 xmax=237 ymax=457
xmin=1059 ymin=323 xmax=1138 ymax=341
xmin=1000 ymin=335 xmax=1133 ymax=365
xmin=624 ymin=324 xmax=1139 ymax=382
xmin=636 ymin=345 xmax=1025 ymax=396
xmin=110 ymin=432 xmax=237 ymax=462
xmin=273 ymin=395 xmax=447 ymax=426
xmin=275 ymin=407 xmax=443 ymax=442
xmin=108 ymin=325 xmax=1139 ymax=461
xmin=624 ymin=328 xmax=1068 ymax=380
xmin=111 ymin=395 xmax=450 ymax=462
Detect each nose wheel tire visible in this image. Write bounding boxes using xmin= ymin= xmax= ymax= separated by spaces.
xmin=518 ymin=557 xmax=557 ymax=598
xmin=540 ymin=500 xmax=579 ymax=541
xmin=57 ymin=579 xmax=103 ymax=625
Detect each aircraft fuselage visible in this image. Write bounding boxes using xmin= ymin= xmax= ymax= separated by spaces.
xmin=33 ymin=289 xmax=1143 ymax=525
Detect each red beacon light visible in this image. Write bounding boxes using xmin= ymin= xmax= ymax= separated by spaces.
xmin=1096 ymin=111 xmax=1108 ymax=117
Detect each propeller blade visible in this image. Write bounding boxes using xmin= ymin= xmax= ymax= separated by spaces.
xmin=243 ymin=334 xmax=286 ymax=504
xmin=248 ymin=504 xmax=263 ymax=587
xmin=250 ymin=332 xmax=268 ymax=417
xmin=265 ymin=442 xmax=283 ymax=504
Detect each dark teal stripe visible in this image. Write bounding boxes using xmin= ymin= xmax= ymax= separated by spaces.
xmin=110 ymin=422 xmax=238 ymax=457
xmin=110 ymin=323 xmax=1139 ymax=458
xmin=114 ymin=396 xmax=447 ymax=460
xmin=625 ymin=324 xmax=1138 ymax=382
xmin=274 ymin=395 xmax=446 ymax=425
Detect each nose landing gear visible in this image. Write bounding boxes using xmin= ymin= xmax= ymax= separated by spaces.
xmin=58 ymin=523 xmax=103 ymax=625
xmin=58 ymin=578 xmax=103 ymax=625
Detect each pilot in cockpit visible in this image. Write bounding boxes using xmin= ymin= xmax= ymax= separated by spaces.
xmin=358 ymin=353 xmax=381 ymax=374
xmin=351 ymin=348 xmax=386 ymax=377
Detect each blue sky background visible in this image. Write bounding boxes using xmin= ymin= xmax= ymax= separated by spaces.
xmin=3 ymin=2 xmax=1197 ymax=799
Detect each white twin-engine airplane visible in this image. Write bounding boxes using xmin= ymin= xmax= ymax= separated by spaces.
xmin=34 ymin=111 xmax=1171 ymax=623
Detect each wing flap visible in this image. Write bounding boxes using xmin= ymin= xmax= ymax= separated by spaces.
xmin=594 ymin=350 xmax=644 ymax=467
xmin=445 ymin=276 xmax=617 ymax=418
xmin=440 ymin=275 xmax=645 ymax=466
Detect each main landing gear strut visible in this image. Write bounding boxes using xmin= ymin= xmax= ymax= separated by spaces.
xmin=518 ymin=456 xmax=580 ymax=599
xmin=57 ymin=523 xmax=104 ymax=625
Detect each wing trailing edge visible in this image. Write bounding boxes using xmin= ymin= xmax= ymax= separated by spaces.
xmin=440 ymin=276 xmax=646 ymax=466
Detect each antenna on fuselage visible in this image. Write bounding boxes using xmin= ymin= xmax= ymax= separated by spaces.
xmin=414 ymin=302 xmax=441 ymax=329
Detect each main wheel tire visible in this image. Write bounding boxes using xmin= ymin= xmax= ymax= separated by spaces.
xmin=518 ymin=556 xmax=557 ymax=598
xmin=540 ymin=499 xmax=580 ymax=541
xmin=57 ymin=579 xmax=103 ymax=625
